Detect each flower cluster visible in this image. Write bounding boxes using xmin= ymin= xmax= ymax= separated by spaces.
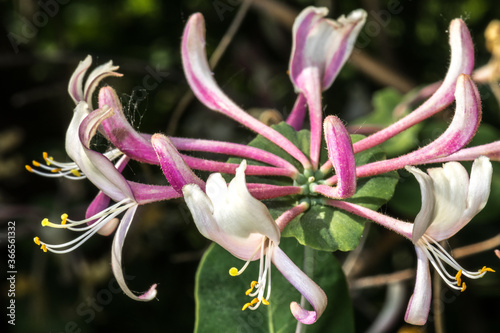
xmin=29 ymin=6 xmax=497 ymax=328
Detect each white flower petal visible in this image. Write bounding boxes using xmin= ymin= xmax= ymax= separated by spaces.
xmin=424 ymin=162 xmax=470 ymax=241
xmin=406 ymin=165 xmax=436 ymax=243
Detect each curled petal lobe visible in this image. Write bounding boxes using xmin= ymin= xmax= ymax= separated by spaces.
xmin=272 ymin=246 xmax=327 ymax=324
xmin=405 ymin=166 xmax=435 ymax=243
xmin=111 ymin=204 xmax=157 ymax=301
xmin=404 ymin=246 xmax=432 ymax=326
xmin=68 ymin=55 xmax=92 ymax=104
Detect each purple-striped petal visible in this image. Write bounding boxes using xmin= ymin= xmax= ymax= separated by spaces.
xmin=313 ymin=116 xmax=356 ymax=199
xmin=98 ymin=87 xmax=157 ymax=163
xmin=151 ymin=133 xmax=205 ymax=194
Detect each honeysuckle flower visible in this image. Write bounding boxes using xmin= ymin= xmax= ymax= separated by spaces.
xmin=182 ymin=161 xmax=327 ymax=324
xmin=325 ymin=157 xmax=494 ymax=326
xmin=404 ymin=156 xmax=494 ymax=325
xmin=26 ymin=55 xmax=123 ymax=179
xmin=288 ymin=7 xmax=367 ymax=169
xmin=34 ymin=105 xmax=181 ymax=301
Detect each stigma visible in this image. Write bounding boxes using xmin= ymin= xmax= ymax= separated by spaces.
xmin=33 ymin=198 xmax=136 ymax=254
xmin=229 ymin=238 xmax=275 ymax=311
xmin=419 ymin=235 xmax=495 ymax=292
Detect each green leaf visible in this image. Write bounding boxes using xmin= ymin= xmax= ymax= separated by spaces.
xmin=352 ymin=87 xmax=422 ymax=157
xmin=194 ymin=237 xmax=354 ymax=333
xmin=228 ymin=122 xmax=398 ymax=252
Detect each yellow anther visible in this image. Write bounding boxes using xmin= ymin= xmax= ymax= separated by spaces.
xmin=51 ymin=168 xmax=62 ymax=173
xmin=41 ymin=218 xmax=49 ymax=227
xmin=70 ymin=169 xmax=82 ymax=177
xmin=245 ymin=281 xmax=259 ymax=295
xmin=43 ymin=152 xmax=51 ymax=165
xmin=261 ymin=298 xmax=270 ymax=306
xmin=461 ymin=282 xmax=467 ymax=292
xmin=229 ymin=267 xmax=239 ymax=276
xmin=241 ymin=298 xmax=259 ymax=311
xmin=25 ymin=165 xmax=34 ymax=173
xmin=455 ymin=270 xmax=463 ymax=286
xmin=34 ymin=237 xmax=40 ymax=245
xmin=41 ymin=244 xmax=47 ymax=252
xmin=479 ymin=266 xmax=495 ymax=274
xmin=61 ymin=214 xmax=68 ymax=225
xmin=242 ymin=303 xmax=252 ymax=311
xmin=32 ymin=160 xmax=40 ymax=167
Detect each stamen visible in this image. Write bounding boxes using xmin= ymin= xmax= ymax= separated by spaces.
xmin=25 ymin=165 xmax=34 ymax=173
xmin=32 ymin=160 xmax=41 ymax=167
xmin=70 ymin=169 xmax=82 ymax=177
xmin=461 ymin=282 xmax=467 ymax=292
xmin=261 ymin=298 xmax=270 ymax=306
xmin=34 ymin=199 xmax=136 ymax=254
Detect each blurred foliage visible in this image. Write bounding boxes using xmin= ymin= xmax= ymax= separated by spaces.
xmin=1 ymin=0 xmax=500 ymax=332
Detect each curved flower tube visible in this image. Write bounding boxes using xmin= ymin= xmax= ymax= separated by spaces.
xmin=349 ymin=18 xmax=475 ymax=155
xmin=289 ymin=6 xmax=366 ymax=169
xmin=326 ymin=74 xmax=481 ymax=184
xmin=182 ymin=161 xmax=326 ymax=324
xmin=98 ymin=86 xmax=298 ymax=178
xmin=181 ymin=13 xmax=312 ymax=170
xmin=319 ymin=16 xmax=476 ymax=173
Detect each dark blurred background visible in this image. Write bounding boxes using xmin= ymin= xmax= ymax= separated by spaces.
xmin=1 ymin=0 xmax=500 ymax=332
